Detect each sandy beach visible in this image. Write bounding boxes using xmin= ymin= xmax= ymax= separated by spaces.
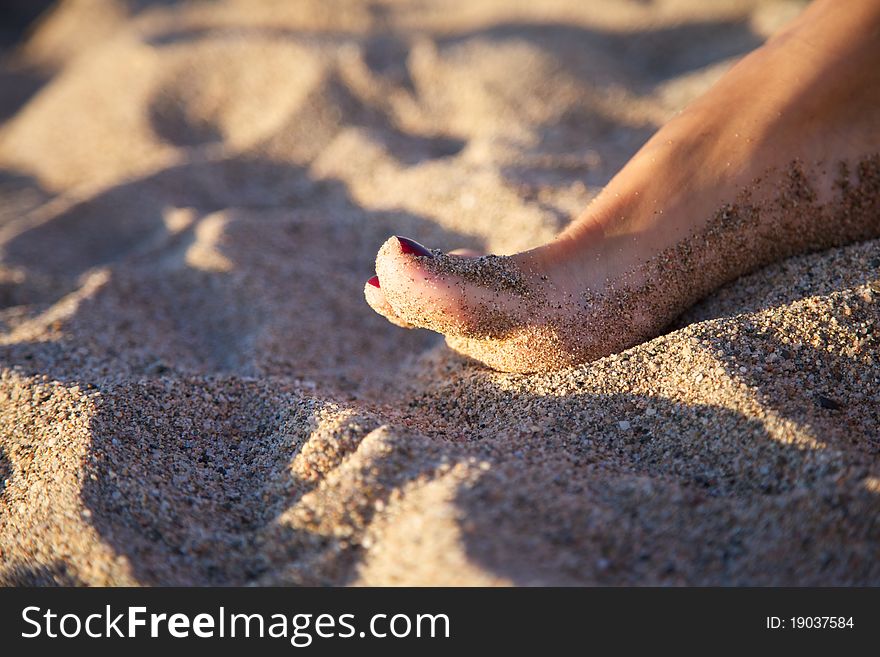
xmin=1 ymin=0 xmax=878 ymax=586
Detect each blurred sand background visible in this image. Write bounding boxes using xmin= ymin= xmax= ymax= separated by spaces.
xmin=1 ymin=0 xmax=878 ymax=585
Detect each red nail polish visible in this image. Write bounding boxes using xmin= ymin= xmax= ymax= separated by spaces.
xmin=367 ymin=275 xmax=381 ymax=288
xmin=396 ymin=236 xmax=434 ymax=257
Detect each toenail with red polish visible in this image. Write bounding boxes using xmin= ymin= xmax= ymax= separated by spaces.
xmin=396 ymin=236 xmax=434 ymax=257
xmin=367 ymin=275 xmax=381 ymax=288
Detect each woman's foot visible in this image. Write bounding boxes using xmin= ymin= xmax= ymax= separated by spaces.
xmin=365 ymin=0 xmax=880 ymax=373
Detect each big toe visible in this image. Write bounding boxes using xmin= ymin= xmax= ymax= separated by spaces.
xmin=374 ymin=236 xmax=536 ymax=337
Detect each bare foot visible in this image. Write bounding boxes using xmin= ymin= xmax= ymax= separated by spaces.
xmin=365 ymin=0 xmax=880 ymax=373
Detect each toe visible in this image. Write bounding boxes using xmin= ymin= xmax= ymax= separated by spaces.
xmin=364 ymin=275 xmax=414 ymax=328
xmin=374 ymin=236 xmax=535 ymax=336
xmin=448 ymin=248 xmax=483 ymax=258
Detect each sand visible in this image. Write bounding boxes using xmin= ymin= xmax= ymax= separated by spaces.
xmin=1 ymin=0 xmax=879 ymax=586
